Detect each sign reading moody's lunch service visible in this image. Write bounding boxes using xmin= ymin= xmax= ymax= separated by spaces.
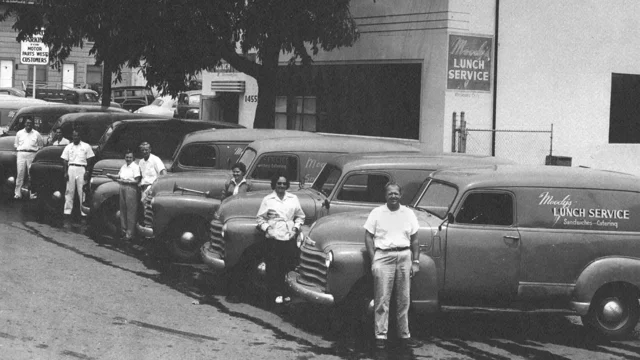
xmin=447 ymin=34 xmax=492 ymax=92
xmin=20 ymin=30 xmax=49 ymax=65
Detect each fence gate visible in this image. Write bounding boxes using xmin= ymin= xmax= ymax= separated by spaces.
xmin=452 ymin=112 xmax=554 ymax=165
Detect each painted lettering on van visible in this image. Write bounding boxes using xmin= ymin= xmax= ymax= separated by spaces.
xmin=538 ymin=192 xmax=572 ymax=207
xmin=305 ymin=157 xmax=326 ymax=169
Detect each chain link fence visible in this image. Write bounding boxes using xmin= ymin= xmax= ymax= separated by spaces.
xmin=452 ymin=112 xmax=554 ymax=165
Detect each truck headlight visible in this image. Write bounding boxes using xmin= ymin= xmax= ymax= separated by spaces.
xmin=221 ymin=223 xmax=228 ymax=238
xmin=296 ymin=231 xmax=304 ymax=248
xmin=150 ymin=196 xmax=155 ymax=207
xmin=325 ymin=251 xmax=334 ymax=268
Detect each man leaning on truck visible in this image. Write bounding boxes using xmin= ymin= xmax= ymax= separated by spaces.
xmin=364 ymin=182 xmax=421 ymax=350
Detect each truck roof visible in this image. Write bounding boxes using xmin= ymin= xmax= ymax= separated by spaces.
xmin=246 ymin=135 xmax=420 ymax=153
xmin=13 ymin=104 xmax=128 ymax=116
xmin=431 ymin=165 xmax=640 ymax=192
xmin=329 ymin=152 xmax=514 ymax=173
xmin=182 ymin=128 xmax=320 ymax=143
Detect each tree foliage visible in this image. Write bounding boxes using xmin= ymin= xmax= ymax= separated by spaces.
xmin=2 ymin=0 xmax=360 ymax=126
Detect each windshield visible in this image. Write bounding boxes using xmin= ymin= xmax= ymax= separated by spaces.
xmin=413 ymin=180 xmax=458 ymax=219
xmin=79 ymin=93 xmax=99 ymax=103
xmin=237 ymin=148 xmax=257 ymax=174
xmin=151 ymin=98 xmax=165 ymax=106
xmin=98 ymin=126 xmax=114 ymax=149
xmin=311 ymin=164 xmax=342 ymax=196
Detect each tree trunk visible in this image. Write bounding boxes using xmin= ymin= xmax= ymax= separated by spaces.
xmin=101 ymin=61 xmax=112 ymax=107
xmin=253 ymin=46 xmax=280 ymax=129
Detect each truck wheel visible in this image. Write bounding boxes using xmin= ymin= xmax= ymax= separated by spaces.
xmin=582 ymin=284 xmax=640 ymax=339
xmin=336 ymin=281 xmax=374 ymax=338
xmin=97 ymin=198 xmax=121 ymax=237
xmin=167 ymin=218 xmax=208 ymax=263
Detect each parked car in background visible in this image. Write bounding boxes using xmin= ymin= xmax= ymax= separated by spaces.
xmin=0 ymin=96 xmax=47 ymax=128
xmin=29 ymin=113 xmax=173 ymax=213
xmin=139 ymin=136 xmax=421 ymax=262
xmin=0 ymin=87 xmax=26 ymax=97
xmin=80 ymin=118 xmax=244 ymax=234
xmin=202 ymin=152 xmax=513 ymax=289
xmin=288 ymin=164 xmax=640 ymax=339
xmin=0 ymin=105 xmax=128 ymax=197
xmin=25 ymin=87 xmax=122 ymax=108
xmin=111 ymin=86 xmax=155 ymax=112
xmin=134 ymin=95 xmax=177 ymax=117
xmin=174 ymin=90 xmax=201 ymax=119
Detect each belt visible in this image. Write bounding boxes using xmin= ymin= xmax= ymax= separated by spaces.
xmin=18 ymin=150 xmax=37 ymax=152
xmin=377 ymin=246 xmax=410 ymax=252
xmin=69 ymin=164 xmax=86 ymax=167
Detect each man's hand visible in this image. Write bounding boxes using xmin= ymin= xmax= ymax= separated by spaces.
xmin=410 ymin=262 xmax=420 ymax=278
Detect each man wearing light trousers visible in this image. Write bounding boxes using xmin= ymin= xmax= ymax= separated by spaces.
xmin=61 ymin=129 xmax=94 ymax=217
xmin=13 ymin=118 xmax=43 ymax=199
xmin=364 ymin=182 xmax=422 ymax=350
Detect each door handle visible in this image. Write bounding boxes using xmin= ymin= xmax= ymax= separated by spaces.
xmin=503 ymin=235 xmax=520 ymax=241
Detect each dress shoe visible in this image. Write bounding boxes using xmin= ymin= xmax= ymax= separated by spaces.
xmin=375 ymin=339 xmax=387 ymax=350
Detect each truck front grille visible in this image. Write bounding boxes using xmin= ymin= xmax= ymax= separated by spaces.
xmin=208 ymin=219 xmax=225 ymax=258
xmin=297 ymin=241 xmax=327 ymax=290
xmin=142 ymin=193 xmax=154 ymax=227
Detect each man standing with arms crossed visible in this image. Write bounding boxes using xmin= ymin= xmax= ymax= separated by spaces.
xmin=364 ymin=182 xmax=422 ymax=350
xmin=61 ymin=128 xmax=94 ymax=217
xmin=14 ymin=118 xmax=44 ymax=199
xmin=138 ymin=142 xmax=166 ymax=202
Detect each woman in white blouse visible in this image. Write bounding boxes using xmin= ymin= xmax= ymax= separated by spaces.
xmin=107 ymin=150 xmax=141 ymax=241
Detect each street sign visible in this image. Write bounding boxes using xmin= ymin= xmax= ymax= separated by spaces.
xmin=20 ymin=30 xmax=49 ymax=65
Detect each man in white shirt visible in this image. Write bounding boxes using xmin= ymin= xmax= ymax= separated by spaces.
xmin=47 ymin=128 xmax=70 ymax=146
xmin=61 ymin=129 xmax=95 ymax=216
xmin=138 ymin=142 xmax=166 ymax=201
xmin=364 ymin=182 xmax=421 ymax=350
xmin=13 ymin=118 xmax=44 ymax=199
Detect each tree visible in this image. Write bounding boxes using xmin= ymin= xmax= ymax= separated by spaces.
xmin=138 ymin=0 xmax=360 ymax=128
xmin=1 ymin=1 xmax=149 ymax=106
xmin=2 ymin=1 xmax=360 ymax=126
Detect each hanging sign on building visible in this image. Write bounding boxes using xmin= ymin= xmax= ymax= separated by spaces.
xmin=20 ymin=29 xmax=49 ymax=65
xmin=447 ymin=34 xmax=492 ymax=92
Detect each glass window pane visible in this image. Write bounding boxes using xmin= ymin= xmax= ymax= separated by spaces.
xmin=251 ymin=155 xmax=298 ymax=181
xmin=178 ymin=144 xmax=217 ymax=168
xmin=456 ymin=192 xmax=514 ymax=226
xmin=337 ymin=174 xmax=389 ymax=203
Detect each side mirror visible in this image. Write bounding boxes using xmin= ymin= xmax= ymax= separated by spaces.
xmin=322 ymin=199 xmax=330 ymax=210
xmin=438 ymin=212 xmax=454 ymax=232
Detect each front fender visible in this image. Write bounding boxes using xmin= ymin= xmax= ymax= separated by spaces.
xmin=152 ymin=194 xmax=220 ymax=238
xmin=410 ymin=255 xmax=440 ymax=313
xmin=572 ymin=256 xmax=640 ymax=314
xmin=91 ymin=181 xmax=120 ymax=213
xmin=223 ymin=217 xmax=263 ymax=269
xmin=327 ymin=244 xmax=369 ymax=303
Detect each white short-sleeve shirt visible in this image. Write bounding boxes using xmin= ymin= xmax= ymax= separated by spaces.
xmin=139 ymin=154 xmax=166 ymax=186
xmin=118 ymin=162 xmax=141 ymax=181
xmin=363 ymin=205 xmax=419 ymax=249
xmin=61 ymin=141 xmax=95 ymax=165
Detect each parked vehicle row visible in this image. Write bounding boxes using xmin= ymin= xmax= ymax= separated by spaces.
xmin=2 ymin=102 xmax=639 ymax=340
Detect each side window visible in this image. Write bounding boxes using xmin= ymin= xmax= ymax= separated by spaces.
xmin=456 ymin=192 xmax=514 ymax=226
xmin=337 ymin=173 xmax=390 ymax=203
xmin=32 ymin=116 xmax=43 ymax=131
xmin=178 ymin=144 xmax=217 ymax=168
xmin=251 ymin=155 xmax=298 ymax=182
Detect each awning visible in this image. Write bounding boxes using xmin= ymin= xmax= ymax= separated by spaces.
xmin=210 ymin=81 xmax=245 ymax=93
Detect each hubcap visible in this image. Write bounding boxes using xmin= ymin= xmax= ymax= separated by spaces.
xmin=601 ymin=298 xmax=625 ymax=323
xmin=179 ymin=232 xmax=195 ymax=247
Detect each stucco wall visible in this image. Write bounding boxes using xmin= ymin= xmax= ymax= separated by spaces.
xmin=497 ymin=0 xmax=640 ymax=172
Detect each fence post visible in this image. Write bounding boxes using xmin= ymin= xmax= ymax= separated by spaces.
xmin=452 ymin=112 xmax=457 ymax=152
xmin=459 ymin=112 xmax=467 ymax=153
xmin=549 ymin=123 xmax=554 ymax=156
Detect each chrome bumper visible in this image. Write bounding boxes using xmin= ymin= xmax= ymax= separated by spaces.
xmin=81 ymin=204 xmax=91 ymax=216
xmin=201 ymin=242 xmax=225 ymax=271
xmin=286 ymin=271 xmax=334 ymax=306
xmin=136 ymin=223 xmax=154 ymax=238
